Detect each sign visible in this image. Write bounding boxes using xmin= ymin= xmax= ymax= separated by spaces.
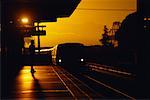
xmin=31 ymin=30 xmax=46 ymax=36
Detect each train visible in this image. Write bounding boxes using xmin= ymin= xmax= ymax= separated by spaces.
xmin=50 ymin=43 xmax=85 ymax=66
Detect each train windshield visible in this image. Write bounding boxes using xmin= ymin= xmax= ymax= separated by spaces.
xmin=57 ymin=44 xmax=84 ymax=58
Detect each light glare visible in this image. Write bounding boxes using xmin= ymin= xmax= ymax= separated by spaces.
xmin=59 ymin=59 xmax=62 ymax=63
xmin=81 ymin=59 xmax=84 ymax=62
xmin=21 ymin=18 xmax=29 ymax=24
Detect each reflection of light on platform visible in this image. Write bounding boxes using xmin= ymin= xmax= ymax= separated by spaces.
xmin=21 ymin=90 xmax=68 ymax=93
xmin=17 ymin=66 xmax=33 ymax=90
xmin=21 ymin=69 xmax=31 ymax=73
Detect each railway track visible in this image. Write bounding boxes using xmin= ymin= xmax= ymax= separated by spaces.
xmin=52 ymin=66 xmax=102 ymax=99
xmin=51 ymin=65 xmax=135 ymax=99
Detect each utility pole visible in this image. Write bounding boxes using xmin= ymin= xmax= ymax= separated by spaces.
xmin=37 ymin=22 xmax=41 ymax=54
xmin=32 ymin=21 xmax=46 ymax=54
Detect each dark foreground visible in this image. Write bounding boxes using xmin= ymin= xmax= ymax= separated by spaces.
xmin=2 ymin=63 xmax=150 ymax=99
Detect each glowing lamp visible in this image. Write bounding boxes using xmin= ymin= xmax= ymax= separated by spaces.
xmin=21 ymin=18 xmax=29 ymax=24
xmin=59 ymin=59 xmax=62 ymax=63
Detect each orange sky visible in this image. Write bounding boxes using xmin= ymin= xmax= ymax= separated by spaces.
xmin=30 ymin=0 xmax=136 ymax=47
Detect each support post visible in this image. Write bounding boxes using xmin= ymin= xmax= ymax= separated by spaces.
xmin=37 ymin=22 xmax=40 ymax=54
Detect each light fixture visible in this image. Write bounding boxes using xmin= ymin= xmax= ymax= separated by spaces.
xmin=21 ymin=17 xmax=29 ymax=24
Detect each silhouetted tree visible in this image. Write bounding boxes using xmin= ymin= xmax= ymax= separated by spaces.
xmin=100 ymin=25 xmax=114 ymax=48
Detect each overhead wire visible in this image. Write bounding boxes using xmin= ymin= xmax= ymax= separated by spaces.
xmin=76 ymin=8 xmax=136 ymax=11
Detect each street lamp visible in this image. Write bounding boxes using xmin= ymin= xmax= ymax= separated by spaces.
xmin=19 ymin=17 xmax=31 ymax=55
xmin=21 ymin=17 xmax=29 ymax=24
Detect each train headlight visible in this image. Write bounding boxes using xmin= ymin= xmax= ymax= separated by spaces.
xmin=81 ymin=58 xmax=84 ymax=62
xmin=58 ymin=59 xmax=62 ymax=63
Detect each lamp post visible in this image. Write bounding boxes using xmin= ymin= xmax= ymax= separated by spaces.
xmin=19 ymin=17 xmax=33 ymax=54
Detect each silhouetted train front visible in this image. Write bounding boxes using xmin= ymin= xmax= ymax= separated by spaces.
xmin=50 ymin=43 xmax=85 ymax=66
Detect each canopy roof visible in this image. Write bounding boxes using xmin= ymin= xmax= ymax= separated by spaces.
xmin=2 ymin=0 xmax=81 ymax=22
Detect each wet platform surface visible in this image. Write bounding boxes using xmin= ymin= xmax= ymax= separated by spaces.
xmin=6 ymin=65 xmax=102 ymax=99
xmin=9 ymin=66 xmax=73 ymax=99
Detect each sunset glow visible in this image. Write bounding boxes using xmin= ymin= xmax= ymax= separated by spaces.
xmin=32 ymin=0 xmax=136 ymax=47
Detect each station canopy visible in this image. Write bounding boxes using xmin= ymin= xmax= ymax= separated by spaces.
xmin=2 ymin=0 xmax=81 ymax=22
